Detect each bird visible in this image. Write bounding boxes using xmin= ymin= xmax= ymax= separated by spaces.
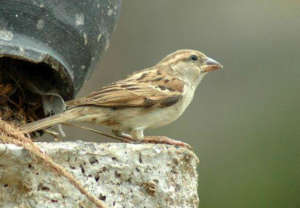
xmin=20 ymin=49 xmax=222 ymax=148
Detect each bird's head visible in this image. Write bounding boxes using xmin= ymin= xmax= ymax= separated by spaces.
xmin=159 ymin=49 xmax=223 ymax=86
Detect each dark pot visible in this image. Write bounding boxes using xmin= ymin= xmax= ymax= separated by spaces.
xmin=0 ymin=0 xmax=121 ymax=100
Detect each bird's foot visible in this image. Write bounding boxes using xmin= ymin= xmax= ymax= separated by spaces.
xmin=112 ymin=130 xmax=191 ymax=149
xmin=141 ymin=136 xmax=192 ymax=149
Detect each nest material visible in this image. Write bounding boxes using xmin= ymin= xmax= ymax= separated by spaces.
xmin=0 ymin=59 xmax=45 ymax=127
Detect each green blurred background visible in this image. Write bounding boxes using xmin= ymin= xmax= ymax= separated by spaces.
xmin=66 ymin=1 xmax=300 ymax=207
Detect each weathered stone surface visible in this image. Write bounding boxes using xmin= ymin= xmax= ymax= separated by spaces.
xmin=0 ymin=142 xmax=199 ymax=208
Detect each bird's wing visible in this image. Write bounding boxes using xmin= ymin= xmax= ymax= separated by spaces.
xmin=67 ymin=69 xmax=185 ymax=109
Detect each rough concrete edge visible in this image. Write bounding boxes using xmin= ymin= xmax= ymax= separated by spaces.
xmin=0 ymin=141 xmax=199 ymax=208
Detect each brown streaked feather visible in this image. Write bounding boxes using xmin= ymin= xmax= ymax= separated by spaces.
xmin=126 ymin=66 xmax=184 ymax=92
xmin=67 ymin=68 xmax=185 ymax=109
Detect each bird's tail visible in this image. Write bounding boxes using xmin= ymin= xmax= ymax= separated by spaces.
xmin=20 ymin=108 xmax=81 ymax=133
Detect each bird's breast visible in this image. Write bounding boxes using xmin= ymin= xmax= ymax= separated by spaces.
xmin=143 ymin=85 xmax=195 ymax=128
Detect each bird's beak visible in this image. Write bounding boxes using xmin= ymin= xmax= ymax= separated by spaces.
xmin=202 ymin=57 xmax=223 ymax=72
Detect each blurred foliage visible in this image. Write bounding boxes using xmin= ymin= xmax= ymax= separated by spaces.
xmin=62 ymin=0 xmax=300 ymax=207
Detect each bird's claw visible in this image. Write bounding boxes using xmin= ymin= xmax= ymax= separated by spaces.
xmin=141 ymin=136 xmax=192 ymax=149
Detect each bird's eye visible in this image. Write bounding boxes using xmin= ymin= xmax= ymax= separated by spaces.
xmin=190 ymin=55 xmax=198 ymax=61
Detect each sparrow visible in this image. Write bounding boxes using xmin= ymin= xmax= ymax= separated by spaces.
xmin=20 ymin=49 xmax=222 ymax=148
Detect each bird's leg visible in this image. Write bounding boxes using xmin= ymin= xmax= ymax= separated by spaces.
xmin=130 ymin=129 xmax=192 ymax=149
xmin=112 ymin=129 xmax=136 ymax=142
